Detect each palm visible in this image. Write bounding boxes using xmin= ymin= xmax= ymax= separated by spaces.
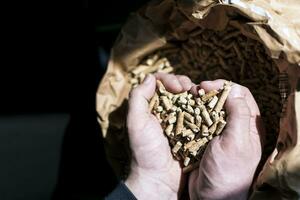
xmin=130 ymin=114 xmax=168 ymax=166
xmin=129 ymin=111 xmax=182 ymax=192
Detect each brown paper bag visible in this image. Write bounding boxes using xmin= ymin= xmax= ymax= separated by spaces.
xmin=96 ymin=0 xmax=300 ymax=198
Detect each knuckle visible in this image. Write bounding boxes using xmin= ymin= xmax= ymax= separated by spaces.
xmin=159 ymin=74 xmax=174 ymax=85
xmin=178 ymin=75 xmax=190 ymax=82
xmin=168 ymin=74 xmax=177 ymax=81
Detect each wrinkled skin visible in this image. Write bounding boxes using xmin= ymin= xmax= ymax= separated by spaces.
xmin=125 ymin=74 xmax=263 ymax=200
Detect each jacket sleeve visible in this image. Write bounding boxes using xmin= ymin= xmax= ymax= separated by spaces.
xmin=105 ymin=182 xmax=137 ymax=200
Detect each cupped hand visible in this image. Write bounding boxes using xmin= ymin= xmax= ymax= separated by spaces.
xmin=189 ymin=80 xmax=264 ymax=200
xmin=125 ymin=73 xmax=193 ymax=200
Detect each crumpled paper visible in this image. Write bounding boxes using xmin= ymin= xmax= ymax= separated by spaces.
xmin=96 ymin=0 xmax=300 ymax=198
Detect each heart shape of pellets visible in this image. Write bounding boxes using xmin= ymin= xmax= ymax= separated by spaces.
xmin=149 ymin=80 xmax=232 ymax=173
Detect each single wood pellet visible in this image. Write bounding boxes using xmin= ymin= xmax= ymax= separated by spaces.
xmin=149 ymin=80 xmax=231 ymax=172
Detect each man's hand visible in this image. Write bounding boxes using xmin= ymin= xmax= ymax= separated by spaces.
xmin=189 ymin=80 xmax=264 ymax=200
xmin=125 ymin=73 xmax=193 ymax=200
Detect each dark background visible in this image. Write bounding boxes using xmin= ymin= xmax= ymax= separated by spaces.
xmin=1 ymin=0 xmax=148 ymax=199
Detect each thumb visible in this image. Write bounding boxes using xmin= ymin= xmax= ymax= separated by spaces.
xmin=127 ymin=74 xmax=156 ymax=131
xmin=222 ymin=95 xmax=251 ymax=144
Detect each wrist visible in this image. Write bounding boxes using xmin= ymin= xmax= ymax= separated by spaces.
xmin=125 ymin=166 xmax=178 ymax=200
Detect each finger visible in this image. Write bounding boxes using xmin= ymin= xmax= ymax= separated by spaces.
xmin=221 ymin=97 xmax=251 ymax=144
xmin=127 ymin=74 xmax=169 ymax=152
xmin=127 ymin=74 xmax=158 ymax=148
xmin=199 ymin=79 xmax=224 ymax=92
xmin=128 ymin=74 xmax=156 ymax=125
xmin=176 ymin=75 xmax=193 ymax=91
xmin=154 ymin=73 xmax=183 ymax=93
xmin=199 ymin=80 xmax=260 ymax=117
xmin=190 ymin=80 xmax=225 ymax=96
xmin=229 ymin=84 xmax=265 ymax=142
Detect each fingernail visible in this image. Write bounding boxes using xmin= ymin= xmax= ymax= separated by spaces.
xmin=143 ymin=74 xmax=152 ymax=84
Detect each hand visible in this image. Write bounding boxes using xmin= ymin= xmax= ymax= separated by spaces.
xmin=189 ymin=80 xmax=263 ymax=200
xmin=125 ymin=73 xmax=193 ymax=199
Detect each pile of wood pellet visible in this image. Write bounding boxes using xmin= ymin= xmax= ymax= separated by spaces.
xmin=148 ymin=80 xmax=231 ymax=172
xmin=129 ymin=23 xmax=285 ymax=165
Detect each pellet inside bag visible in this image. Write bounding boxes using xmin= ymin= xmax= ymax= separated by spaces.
xmin=96 ymin=0 xmax=300 ymax=198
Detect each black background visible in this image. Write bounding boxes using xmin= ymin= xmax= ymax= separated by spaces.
xmin=1 ymin=0 xmax=148 ymax=199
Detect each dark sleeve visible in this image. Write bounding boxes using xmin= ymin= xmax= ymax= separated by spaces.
xmin=105 ymin=182 xmax=137 ymax=200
